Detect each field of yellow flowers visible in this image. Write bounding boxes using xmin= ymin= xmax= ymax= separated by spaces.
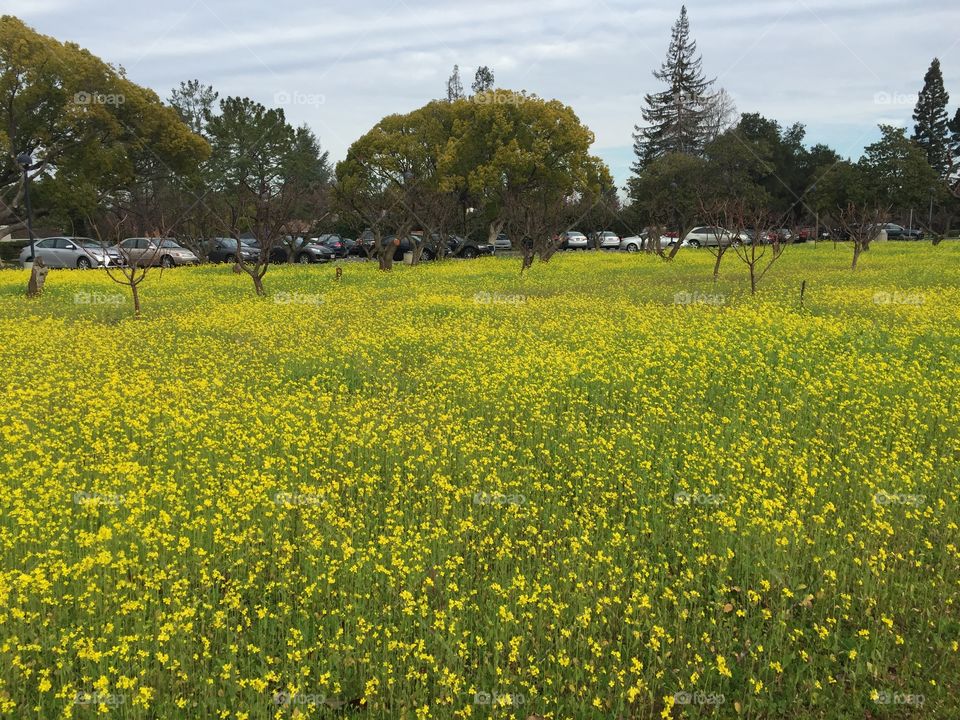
xmin=0 ymin=243 xmax=958 ymax=719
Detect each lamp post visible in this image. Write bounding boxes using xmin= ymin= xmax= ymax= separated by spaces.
xmin=17 ymin=153 xmax=36 ymax=265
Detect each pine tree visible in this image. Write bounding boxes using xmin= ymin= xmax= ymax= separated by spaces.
xmin=446 ymin=65 xmax=464 ymax=101
xmin=632 ymin=5 xmax=714 ymax=173
xmin=912 ymin=58 xmax=951 ymax=177
xmin=948 ymin=107 xmax=960 ymax=173
xmin=472 ymin=66 xmax=495 ymax=95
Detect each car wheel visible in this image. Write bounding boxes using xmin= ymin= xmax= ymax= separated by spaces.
xmin=161 ymin=256 xmax=175 ymax=268
xmin=688 ymin=239 xmax=700 ymax=248
xmin=421 ymin=250 xmax=434 ymax=261
xmin=625 ymin=243 xmax=639 ymax=253
xmin=732 ymin=239 xmax=742 ymax=248
xmin=297 ymin=254 xmax=311 ymax=264
xmin=462 ymin=247 xmax=478 ymax=259
xmin=77 ymin=256 xmax=93 ymax=269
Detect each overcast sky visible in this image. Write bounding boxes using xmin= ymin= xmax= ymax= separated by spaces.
xmin=7 ymin=0 xmax=960 ymax=187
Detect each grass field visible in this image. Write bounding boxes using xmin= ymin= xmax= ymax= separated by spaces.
xmin=0 ymin=243 xmax=958 ymax=719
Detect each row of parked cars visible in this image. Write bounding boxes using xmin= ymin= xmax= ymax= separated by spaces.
xmin=17 ymin=221 xmax=928 ymax=269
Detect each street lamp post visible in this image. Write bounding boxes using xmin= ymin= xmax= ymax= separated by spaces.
xmin=17 ymin=153 xmax=36 ymax=265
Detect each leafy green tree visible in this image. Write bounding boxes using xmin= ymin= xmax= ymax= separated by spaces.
xmin=0 ymin=15 xmax=207 ymax=233
xmin=205 ymin=97 xmax=329 ymax=294
xmin=632 ymin=5 xmax=714 ymax=171
xmin=471 ymin=66 xmax=494 ymax=94
xmin=627 ymin=152 xmax=706 ymax=258
xmin=912 ymin=58 xmax=951 ymax=177
xmin=169 ymin=79 xmax=219 ymax=137
xmin=441 ymin=90 xmax=609 ymax=269
xmin=860 ymin=124 xmax=940 ymax=215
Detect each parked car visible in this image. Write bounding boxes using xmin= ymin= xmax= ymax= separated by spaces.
xmin=797 ymin=226 xmax=830 ymax=242
xmin=292 ymin=238 xmax=337 ymax=264
xmin=117 ymin=238 xmax=199 ymax=267
xmin=592 ymin=231 xmax=621 ymax=249
xmin=559 ymin=230 xmax=588 ymax=249
xmin=18 ymin=236 xmax=123 ymax=269
xmin=494 ymin=233 xmax=512 ymax=251
xmin=619 ymin=231 xmax=678 ymax=253
xmin=445 ymin=235 xmax=495 ymax=259
xmin=245 ymin=238 xmax=292 ymax=263
xmin=682 ymin=226 xmax=745 ymax=248
xmin=879 ymin=223 xmax=924 ymax=240
xmin=313 ymin=234 xmax=351 ymax=258
xmin=204 ymin=237 xmax=260 ymax=264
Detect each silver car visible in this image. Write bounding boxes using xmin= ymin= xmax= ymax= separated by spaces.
xmin=118 ymin=238 xmax=199 ymax=268
xmin=683 ymin=226 xmax=746 ymax=248
xmin=18 ymin=236 xmax=122 ymax=269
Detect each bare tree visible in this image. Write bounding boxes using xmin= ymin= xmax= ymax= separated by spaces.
xmin=835 ymin=203 xmax=886 ymax=271
xmin=88 ymin=212 xmax=170 ymax=317
xmin=725 ymin=202 xmax=786 ymax=294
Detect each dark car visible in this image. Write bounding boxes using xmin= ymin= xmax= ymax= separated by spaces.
xmin=313 ymin=234 xmax=351 ymax=258
xmin=292 ymin=238 xmax=337 ymax=264
xmin=445 ymin=235 xmax=494 ymax=259
xmin=204 ymin=237 xmax=261 ymax=263
xmin=880 ymin=223 xmax=924 ymax=240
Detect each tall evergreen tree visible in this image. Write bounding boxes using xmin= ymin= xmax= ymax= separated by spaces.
xmin=446 ymin=65 xmax=464 ymax=101
xmin=472 ymin=66 xmax=495 ymax=95
xmin=632 ymin=5 xmax=714 ymax=173
xmin=912 ymin=58 xmax=951 ymax=177
xmin=948 ymin=108 xmax=960 ymax=173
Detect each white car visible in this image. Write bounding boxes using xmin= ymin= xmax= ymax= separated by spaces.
xmin=594 ymin=231 xmax=621 ymax=249
xmin=494 ymin=233 xmax=512 ymax=250
xmin=683 ymin=226 xmax=746 ymax=248
xmin=560 ymin=231 xmax=588 ymax=249
xmin=619 ymin=232 xmax=680 ymax=253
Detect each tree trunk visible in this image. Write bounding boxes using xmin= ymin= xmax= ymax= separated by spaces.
xmin=851 ymin=243 xmax=862 ymax=270
xmin=253 ymin=274 xmax=265 ymax=296
xmin=712 ymin=251 xmax=723 ymax=282
xmin=26 ymin=261 xmax=50 ymax=298
xmin=131 ymin=282 xmax=141 ymax=316
xmin=750 ymin=265 xmax=757 ymax=294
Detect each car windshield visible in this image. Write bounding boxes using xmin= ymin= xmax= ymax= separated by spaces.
xmin=77 ymin=240 xmax=103 ymax=248
xmin=158 ymin=240 xmax=181 ymax=248
xmin=218 ymin=238 xmax=239 ymax=248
